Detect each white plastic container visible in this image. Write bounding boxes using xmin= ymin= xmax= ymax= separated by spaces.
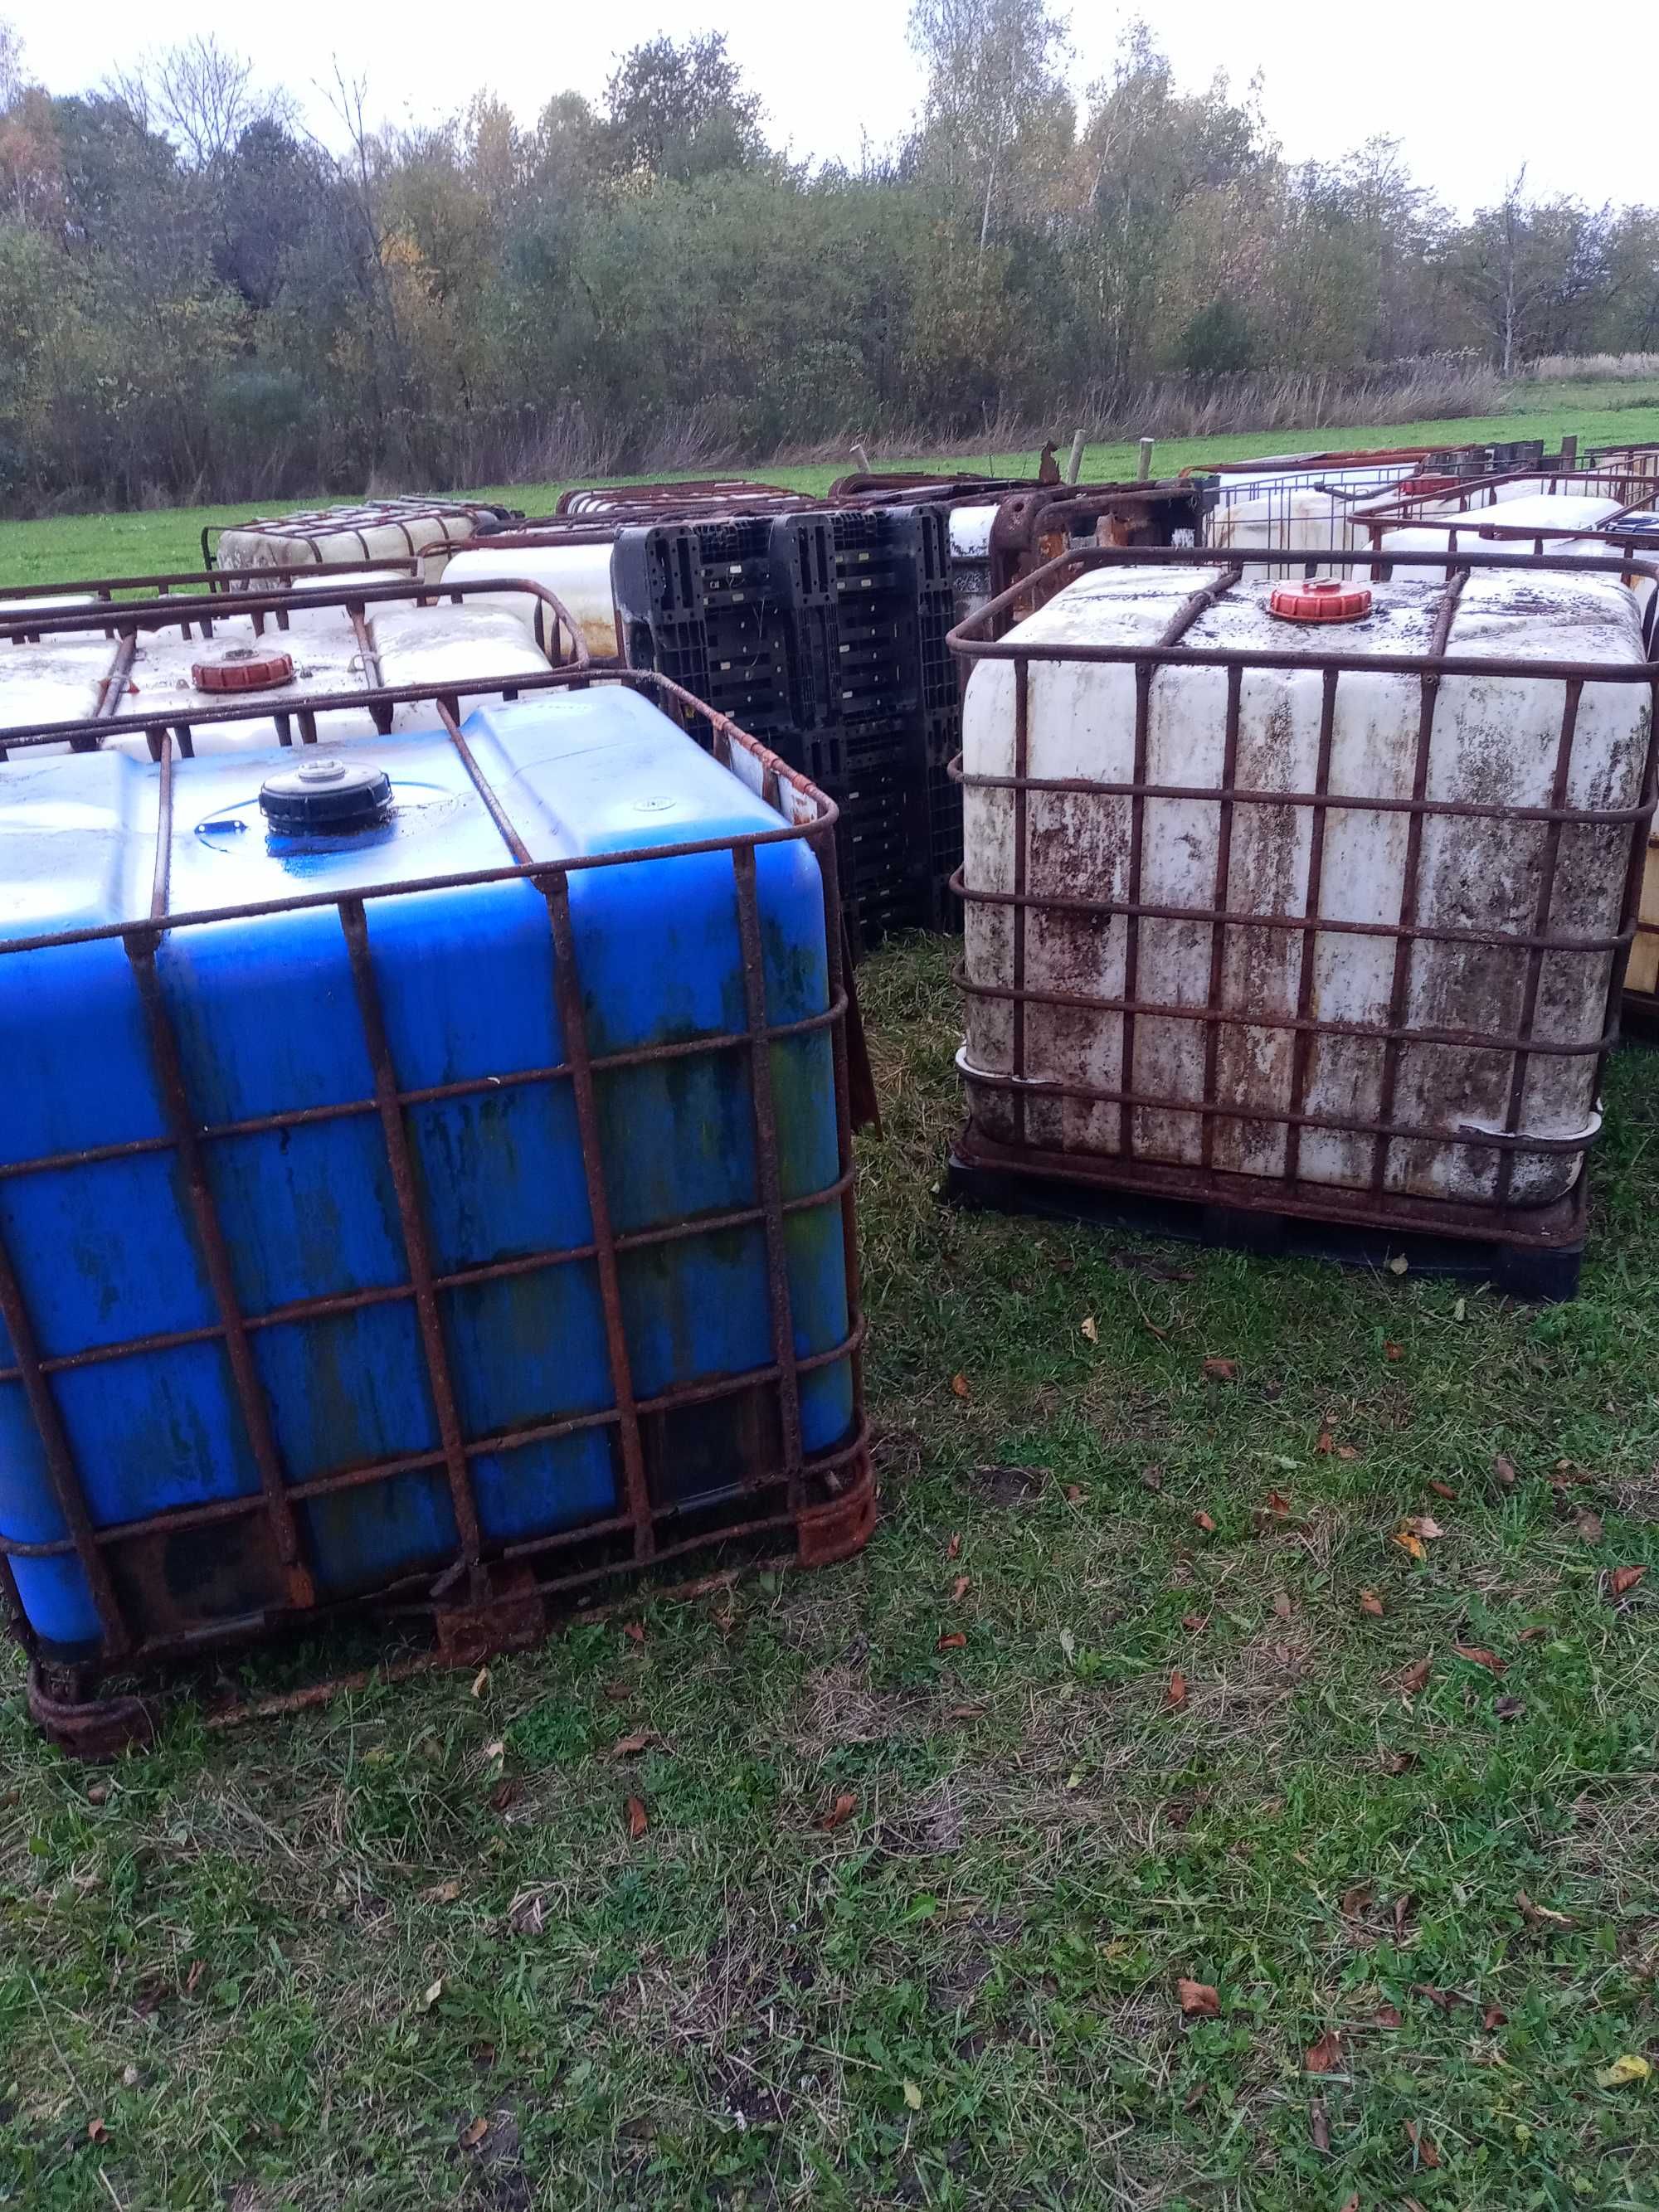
xmin=215 ymin=502 xmax=498 ymax=583
xmin=440 ymin=544 xmax=620 ymax=659
xmin=959 ymin=562 xmax=1652 ymax=1208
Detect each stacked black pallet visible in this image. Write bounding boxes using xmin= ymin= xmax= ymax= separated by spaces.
xmin=613 ymin=507 xmax=961 ymax=953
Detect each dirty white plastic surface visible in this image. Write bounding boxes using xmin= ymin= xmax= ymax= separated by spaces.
xmin=367 ymin=603 xmax=554 ymax=724
xmin=440 ymin=544 xmax=619 ymax=659
xmin=960 ymin=562 xmax=1652 ymax=1206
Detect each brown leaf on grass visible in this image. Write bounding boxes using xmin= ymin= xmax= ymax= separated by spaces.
xmin=1495 ymin=1696 xmax=1526 ymax=1721
xmin=460 ymin=2116 xmax=489 ymax=2149
xmin=1191 ymin=1509 xmax=1217 ymax=1533
xmin=1316 ymin=1426 xmax=1335 ymax=1456
xmin=937 ymin=1631 xmax=966 ymax=1651
xmin=622 ymin=1620 xmax=646 ymax=1646
xmin=1393 ymin=1896 xmax=1413 ymax=1938
xmin=1340 ymin=1884 xmax=1374 ymax=1918
xmin=818 ymin=1791 xmax=857 ymax=1832
xmin=1517 ymin=1625 xmax=1548 ymax=1643
xmin=1404 ymin=1514 xmax=1446 ymax=1540
xmin=1375 ymin=2004 xmax=1403 ymax=2029
xmin=1493 ymin=1453 xmax=1518 ymax=1490
xmin=470 ymin=1665 xmax=490 ymax=1699
xmin=625 ymin=1796 xmax=648 ymax=1840
xmin=1482 ymin=2004 xmax=1507 ymax=2030
xmin=1453 ymin=1644 xmax=1506 ymax=1675
xmin=1399 ymin=1655 xmax=1433 ymax=1694
xmin=1576 ymin=1510 xmax=1604 ymax=1546
xmin=1428 ymin=1480 xmax=1457 ymax=1500
xmin=1337 ymin=1445 xmax=1360 ymax=1462
xmin=420 ymin=1879 xmax=463 ymax=1905
xmin=1202 ymin=1357 xmax=1239 ymax=1383
xmin=1394 ymin=1528 xmax=1427 ymax=1562
xmin=1181 ymin=1612 xmax=1210 ymax=1632
xmin=1310 ymin=2096 xmax=1331 ymax=2152
xmin=1140 ymin=1466 xmax=1164 ymax=1491
xmin=1176 ymin=1977 xmax=1219 ymax=2016
xmin=945 ymin=1704 xmax=985 ymax=1721
xmin=1264 ymin=1489 xmax=1293 ymax=1518
xmin=946 ymin=1532 xmax=961 ymax=1559
xmin=1360 ymin=1589 xmax=1385 ymax=1617
xmin=951 ymin=1575 xmax=971 ymax=1602
xmin=1165 ymin=1669 xmax=1190 ymax=1711
xmin=1305 ymin=2028 xmax=1344 ymax=2073
xmin=950 ymin=1373 xmax=971 ymax=1400
xmin=1064 ymin=1484 xmax=1087 ymax=1504
xmin=1404 ymin=2119 xmax=1440 ymax=2169
xmin=1080 ymin=1315 xmax=1098 ymax=1344
xmin=611 ymin=1731 xmax=658 ymax=1759
xmin=1608 ymin=1565 xmax=1648 ymax=1600
xmin=602 ymin=1680 xmax=631 ymax=1702
xmin=1384 ymin=1341 xmax=1404 ymax=1362
xmin=1272 ymin=1591 xmax=1293 ymax=1620
xmin=86 ymin=2118 xmax=109 ymax=2144
xmin=1411 ymin=1983 xmax=1457 ymax=2010
xmin=1516 ymin=1890 xmax=1575 ymax=1929
xmin=1381 ymin=1749 xmax=1419 ymax=1776
xmin=489 ymin=1781 xmax=519 ymax=1813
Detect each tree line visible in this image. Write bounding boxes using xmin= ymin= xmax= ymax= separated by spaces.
xmin=0 ymin=7 xmax=1655 ymax=513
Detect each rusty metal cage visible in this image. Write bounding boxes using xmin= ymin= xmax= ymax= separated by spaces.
xmin=0 ymin=664 xmax=874 ymax=1755
xmin=945 ymin=545 xmax=1659 ymax=1296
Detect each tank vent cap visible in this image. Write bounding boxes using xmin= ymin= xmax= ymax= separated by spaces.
xmin=1267 ymin=579 xmax=1374 ymax=624
xmin=259 ymin=756 xmax=392 ymax=834
xmin=192 ymin=645 xmax=296 ymax=692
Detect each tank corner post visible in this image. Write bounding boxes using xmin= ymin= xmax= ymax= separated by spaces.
xmin=26 ymin=1662 xmax=158 ymax=1764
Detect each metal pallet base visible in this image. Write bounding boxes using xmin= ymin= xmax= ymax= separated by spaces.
xmin=945 ymin=1144 xmax=1585 ymax=1302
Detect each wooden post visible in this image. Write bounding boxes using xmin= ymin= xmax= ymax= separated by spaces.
xmin=1559 ymin=433 xmax=1578 ymax=474
xmin=1065 ymin=429 xmax=1085 ymax=485
xmin=1137 ymin=437 xmax=1155 ymax=483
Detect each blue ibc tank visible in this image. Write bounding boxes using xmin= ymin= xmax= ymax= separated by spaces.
xmin=0 ymin=689 xmax=854 ymax=1658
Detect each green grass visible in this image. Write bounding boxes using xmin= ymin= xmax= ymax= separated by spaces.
xmin=2 ymin=936 xmax=1657 ymax=2210
xmin=5 ymin=377 xmax=1659 ymax=591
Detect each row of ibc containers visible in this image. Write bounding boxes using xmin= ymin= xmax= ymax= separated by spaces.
xmin=3 ymin=435 xmax=1659 ymax=1751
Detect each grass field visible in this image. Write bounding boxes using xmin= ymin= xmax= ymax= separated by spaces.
xmin=2 ymin=401 xmax=1659 ymax=2209
xmin=3 ymin=377 xmax=1659 ymax=590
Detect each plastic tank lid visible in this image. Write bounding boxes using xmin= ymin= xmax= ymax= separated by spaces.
xmin=1267 ymin=578 xmax=1374 ymax=623
xmin=258 ymin=756 xmax=392 ymax=833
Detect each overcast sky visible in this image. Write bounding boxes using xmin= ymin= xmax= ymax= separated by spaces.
xmin=7 ymin=0 xmax=1643 ymax=216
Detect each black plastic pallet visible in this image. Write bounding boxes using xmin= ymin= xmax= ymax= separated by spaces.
xmin=945 ymin=1150 xmax=1585 ymax=1302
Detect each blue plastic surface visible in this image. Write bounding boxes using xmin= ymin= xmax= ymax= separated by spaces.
xmin=0 ymin=692 xmax=851 ymax=1653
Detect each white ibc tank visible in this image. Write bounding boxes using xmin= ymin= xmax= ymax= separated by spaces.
xmin=216 ymin=502 xmax=494 ymax=583
xmin=440 ymin=544 xmax=620 ymax=660
xmin=960 ymin=563 xmax=1652 ymax=1207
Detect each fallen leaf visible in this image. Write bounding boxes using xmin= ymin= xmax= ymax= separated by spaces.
xmin=420 ymin=1879 xmax=463 ymax=1905
xmin=1453 ymin=1644 xmax=1506 ymax=1675
xmin=1384 ymin=1341 xmax=1404 ymax=1362
xmin=85 ymin=1784 xmax=107 ymax=1806
xmin=1064 ymin=1483 xmax=1087 ymax=1504
xmin=622 ymin=1620 xmax=646 ymax=1646
xmin=1495 ymin=1696 xmax=1526 ymax=1721
xmin=945 ymin=1704 xmax=985 ymax=1721
xmin=1310 ymin=2095 xmax=1331 ymax=2151
xmin=1316 ymin=1426 xmax=1335 ymax=1456
xmin=1404 ymin=1514 xmax=1445 ymax=1540
xmin=1576 ymin=1510 xmax=1604 ymax=1546
xmin=1340 ymin=1884 xmax=1374 ymax=1918
xmin=1387 ymin=1253 xmax=1408 ymax=1276
xmin=1140 ymin=1466 xmax=1164 ymax=1491
xmin=1360 ymin=1590 xmax=1385 ymax=1617
xmin=1337 ymin=1445 xmax=1360 ymax=1462
xmin=1191 ymin=1509 xmax=1217 ymax=1533
xmin=1399 ymin=1655 xmax=1433 ymax=1694
xmin=611 ymin=1732 xmax=658 ymax=1759
xmin=1596 ymin=2054 xmax=1652 ymax=2088
xmin=1428 ymin=1480 xmax=1457 ymax=1500
xmin=1516 ymin=1890 xmax=1574 ymax=1929
xmin=902 ymin=2079 xmax=922 ymax=2111
xmin=1608 ymin=1565 xmax=1648 ymax=1600
xmin=1381 ymin=1749 xmax=1419 ymax=1776
xmin=1273 ymin=1591 xmax=1293 ymax=1620
xmin=1375 ymin=2004 xmax=1403 ymax=2029
xmin=946 ymin=1532 xmax=961 ymax=1560
xmin=951 ymin=1574 xmax=971 ymax=1602
xmin=950 ymin=1373 xmax=971 ymax=1400
xmin=483 ymin=1738 xmax=505 ymax=1762
xmin=1165 ymin=1668 xmax=1189 ymax=1711
xmin=1492 ymin=1452 xmax=1518 ymax=1490
xmin=416 ymin=1976 xmax=444 ymax=2013
xmin=602 ymin=1680 xmax=631 ymax=1702
xmin=1305 ymin=2028 xmax=1344 ymax=2073
xmin=469 ymin=1666 xmax=490 ymax=1699
xmin=1518 ymin=1625 xmax=1548 ymax=1643
xmin=1176 ymin=1977 xmax=1219 ymax=2016
xmin=1264 ymin=1490 xmax=1293 ymax=1518
xmin=1482 ymin=2004 xmax=1507 ymax=2030
xmin=1404 ymin=2119 xmax=1440 ymax=2169
xmin=1181 ymin=1612 xmax=1210 ymax=1632
xmin=1202 ymin=1357 xmax=1239 ymax=1383
xmin=1058 ymin=1627 xmax=1077 ymax=1664
xmin=1394 ymin=1528 xmax=1427 ymax=1562
xmin=1411 ymin=1983 xmax=1457 ymax=2011
xmin=1081 ymin=1315 xmax=1098 ymax=1344
xmin=489 ymin=1780 xmax=518 ymax=1813
xmin=460 ymin=2116 xmax=489 ymax=2149
xmin=626 ymin=1796 xmax=649 ymax=1840
xmin=1393 ymin=1897 xmax=1413 ymax=1938
xmin=818 ymin=1791 xmax=857 ymax=1832
xmin=1183 ymin=2081 xmax=1204 ymax=2112
xmin=937 ymin=1631 xmax=966 ymax=1651
xmin=86 ymin=2118 xmax=109 ymax=2145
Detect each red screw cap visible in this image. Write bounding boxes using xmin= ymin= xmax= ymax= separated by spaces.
xmin=192 ymin=646 xmax=296 ymax=692
xmin=1267 ymin=578 xmax=1373 ymax=624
